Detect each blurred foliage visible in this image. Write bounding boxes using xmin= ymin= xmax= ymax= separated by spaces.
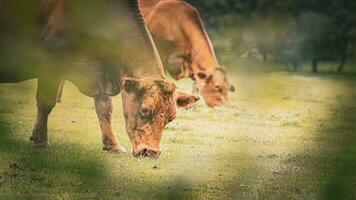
xmin=187 ymin=0 xmax=356 ymax=72
xmin=0 ymin=0 xmax=160 ymax=86
xmin=1 ymin=0 xmax=354 ymax=73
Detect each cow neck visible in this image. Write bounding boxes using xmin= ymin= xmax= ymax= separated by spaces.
xmin=188 ymin=25 xmax=220 ymax=74
xmin=124 ymin=0 xmax=165 ymax=80
xmin=39 ymin=0 xmax=165 ymax=81
xmin=124 ymin=63 xmax=164 ymax=80
xmin=138 ymin=0 xmax=160 ymax=17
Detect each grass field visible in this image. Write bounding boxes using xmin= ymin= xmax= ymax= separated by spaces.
xmin=0 ymin=59 xmax=356 ymax=199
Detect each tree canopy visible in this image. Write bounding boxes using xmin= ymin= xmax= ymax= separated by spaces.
xmin=187 ymin=0 xmax=356 ymax=72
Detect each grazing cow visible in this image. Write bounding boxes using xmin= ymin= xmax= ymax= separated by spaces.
xmin=57 ymin=0 xmax=235 ymax=107
xmin=139 ymin=0 xmax=235 ymax=107
xmin=0 ymin=0 xmax=199 ymax=158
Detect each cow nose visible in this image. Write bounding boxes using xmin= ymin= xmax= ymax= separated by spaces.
xmin=133 ymin=148 xmax=161 ymax=159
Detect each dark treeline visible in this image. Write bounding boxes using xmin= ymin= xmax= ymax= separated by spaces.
xmin=187 ymin=0 xmax=356 ymax=73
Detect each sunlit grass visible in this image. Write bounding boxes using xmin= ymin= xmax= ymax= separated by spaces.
xmin=0 ymin=59 xmax=355 ymax=199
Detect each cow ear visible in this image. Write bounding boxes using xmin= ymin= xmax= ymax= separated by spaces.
xmin=175 ymin=92 xmax=200 ymax=108
xmin=155 ymin=80 xmax=176 ymax=95
xmin=229 ymin=84 xmax=235 ymax=92
xmin=122 ymin=77 xmax=141 ymax=93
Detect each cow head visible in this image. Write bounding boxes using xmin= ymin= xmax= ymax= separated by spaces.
xmin=195 ymin=68 xmax=235 ymax=107
xmin=120 ymin=76 xmax=200 ymax=158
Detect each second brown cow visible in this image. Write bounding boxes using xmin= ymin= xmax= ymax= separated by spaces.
xmin=139 ymin=0 xmax=235 ymax=107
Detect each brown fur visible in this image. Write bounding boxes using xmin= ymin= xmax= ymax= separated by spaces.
xmin=94 ymin=95 xmax=122 ymax=152
xmin=139 ymin=0 xmax=235 ymax=107
xmin=120 ymin=76 xmax=199 ymax=157
xmin=1 ymin=0 xmax=200 ymax=158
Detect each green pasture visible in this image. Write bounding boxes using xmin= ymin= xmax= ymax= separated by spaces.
xmin=0 ymin=59 xmax=355 ymax=199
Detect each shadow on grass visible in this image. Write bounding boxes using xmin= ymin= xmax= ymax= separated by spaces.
xmin=319 ymin=104 xmax=356 ymax=199
xmin=0 ymin=117 xmax=112 ymax=199
xmin=255 ymin=81 xmax=356 ymax=199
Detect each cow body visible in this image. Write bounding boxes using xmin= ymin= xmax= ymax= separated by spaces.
xmin=139 ymin=0 xmax=235 ymax=107
xmin=1 ymin=0 xmax=161 ymax=93
xmin=0 ymin=0 xmax=199 ymax=158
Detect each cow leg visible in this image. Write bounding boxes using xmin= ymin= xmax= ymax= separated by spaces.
xmin=30 ymin=77 xmax=62 ymax=148
xmin=94 ymin=95 xmax=127 ymax=154
xmin=56 ymin=80 xmax=65 ymax=103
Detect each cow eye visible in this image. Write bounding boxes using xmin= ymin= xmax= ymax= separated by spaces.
xmin=214 ymin=85 xmax=222 ymax=92
xmin=140 ymin=107 xmax=153 ymax=120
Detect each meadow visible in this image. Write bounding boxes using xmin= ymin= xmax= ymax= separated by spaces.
xmin=0 ymin=58 xmax=355 ymax=199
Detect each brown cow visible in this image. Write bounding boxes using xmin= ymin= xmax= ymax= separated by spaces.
xmin=0 ymin=0 xmax=199 ymax=158
xmin=139 ymin=0 xmax=235 ymax=107
xmin=58 ymin=0 xmax=235 ymax=107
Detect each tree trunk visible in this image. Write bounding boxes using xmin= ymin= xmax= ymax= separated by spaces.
xmin=337 ymin=38 xmax=348 ymax=73
xmin=292 ymin=59 xmax=299 ymax=72
xmin=262 ymin=51 xmax=268 ymax=62
xmin=312 ymin=45 xmax=318 ymax=73
xmin=337 ymin=53 xmax=346 ymax=73
xmin=312 ymin=58 xmax=318 ymax=73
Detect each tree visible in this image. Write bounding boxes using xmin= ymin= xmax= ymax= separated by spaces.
xmin=186 ymin=0 xmax=356 ymax=73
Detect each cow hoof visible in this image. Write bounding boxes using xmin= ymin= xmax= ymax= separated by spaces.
xmin=103 ymin=145 xmax=127 ymax=154
xmin=32 ymin=142 xmax=50 ymax=149
xmin=110 ymin=146 xmax=127 ymax=154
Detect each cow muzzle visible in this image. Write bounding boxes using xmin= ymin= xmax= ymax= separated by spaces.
xmin=132 ymin=148 xmax=161 ymax=159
